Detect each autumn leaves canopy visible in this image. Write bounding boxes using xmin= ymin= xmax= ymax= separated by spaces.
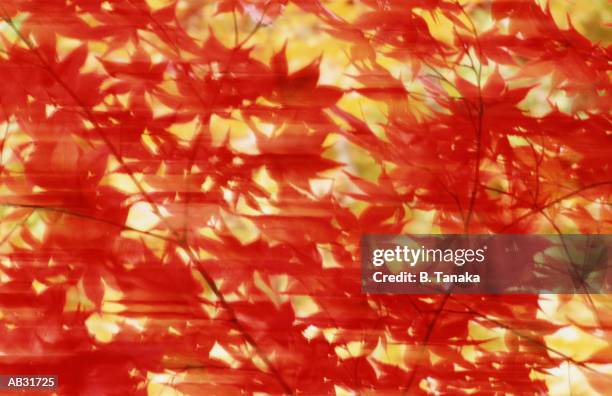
xmin=0 ymin=0 xmax=609 ymax=394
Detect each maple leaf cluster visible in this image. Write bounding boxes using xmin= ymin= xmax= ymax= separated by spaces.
xmin=0 ymin=0 xmax=609 ymax=394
